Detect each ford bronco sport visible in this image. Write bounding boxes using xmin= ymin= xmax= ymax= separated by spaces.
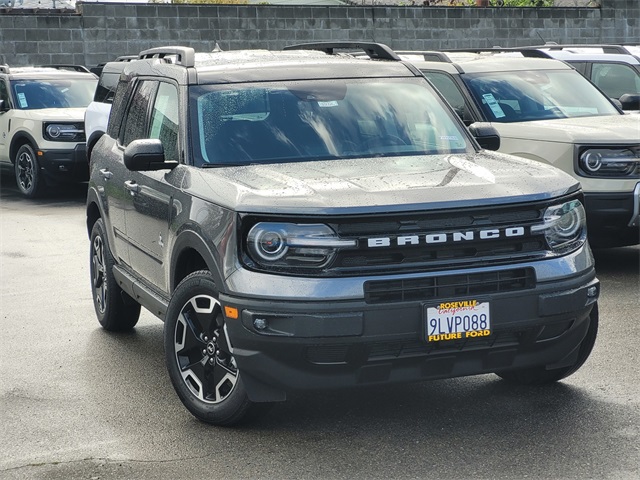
xmin=398 ymin=50 xmax=640 ymax=248
xmin=0 ymin=65 xmax=97 ymax=197
xmin=86 ymin=42 xmax=599 ymax=426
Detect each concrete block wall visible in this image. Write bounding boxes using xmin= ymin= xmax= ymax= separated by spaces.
xmin=0 ymin=0 xmax=638 ymax=67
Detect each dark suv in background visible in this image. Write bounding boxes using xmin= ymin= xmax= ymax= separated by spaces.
xmin=86 ymin=42 xmax=599 ymax=426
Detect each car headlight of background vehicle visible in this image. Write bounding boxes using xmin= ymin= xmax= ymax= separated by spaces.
xmin=246 ymin=222 xmax=356 ymax=271
xmin=43 ymin=122 xmax=85 ymax=142
xmin=577 ymin=147 xmax=640 ymax=177
xmin=531 ymin=200 xmax=587 ymax=252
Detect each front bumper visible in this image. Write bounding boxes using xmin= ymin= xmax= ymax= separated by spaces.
xmin=38 ymin=144 xmax=89 ymax=182
xmin=220 ymin=264 xmax=599 ymax=402
xmin=583 ymin=183 xmax=640 ymax=247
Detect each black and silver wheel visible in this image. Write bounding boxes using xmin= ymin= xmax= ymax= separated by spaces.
xmin=90 ymin=218 xmax=141 ymax=331
xmin=164 ymin=271 xmax=264 ymax=426
xmin=14 ymin=144 xmax=44 ymax=198
xmin=496 ymin=304 xmax=599 ymax=385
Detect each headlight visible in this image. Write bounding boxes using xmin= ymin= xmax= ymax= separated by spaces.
xmin=246 ymin=222 xmax=356 ymax=270
xmin=578 ymin=148 xmax=640 ymax=177
xmin=531 ymin=200 xmax=587 ymax=252
xmin=43 ymin=123 xmax=85 ymax=142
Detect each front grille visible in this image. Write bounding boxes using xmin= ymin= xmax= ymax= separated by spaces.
xmin=364 ymin=267 xmax=536 ymax=304
xmin=328 ymin=201 xmax=551 ymax=275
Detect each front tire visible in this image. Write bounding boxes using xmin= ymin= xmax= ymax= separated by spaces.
xmin=15 ymin=144 xmax=44 ymax=198
xmin=164 ymin=271 xmax=265 ymax=426
xmin=496 ymin=304 xmax=599 ymax=385
xmin=89 ymin=218 xmax=141 ymax=331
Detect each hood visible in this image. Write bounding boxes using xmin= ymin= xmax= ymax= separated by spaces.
xmin=493 ymin=114 xmax=640 ymax=144
xmin=15 ymin=107 xmax=86 ymax=122
xmin=184 ymin=152 xmax=579 ymax=215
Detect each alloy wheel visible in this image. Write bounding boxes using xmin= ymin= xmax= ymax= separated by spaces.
xmin=91 ymin=235 xmax=107 ymax=314
xmin=173 ymin=295 xmax=238 ymax=404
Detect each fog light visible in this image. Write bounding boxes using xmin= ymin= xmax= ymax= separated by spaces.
xmin=587 ymin=286 xmax=598 ymax=298
xmin=254 ymin=318 xmax=268 ymax=330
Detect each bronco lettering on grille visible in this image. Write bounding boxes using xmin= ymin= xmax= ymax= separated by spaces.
xmin=367 ymin=227 xmax=526 ymax=247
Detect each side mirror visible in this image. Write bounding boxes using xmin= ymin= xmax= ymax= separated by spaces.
xmin=0 ymin=99 xmax=8 ymax=112
xmin=123 ymin=139 xmax=178 ymax=171
xmin=619 ymin=93 xmax=640 ymax=111
xmin=468 ymin=123 xmax=500 ymax=151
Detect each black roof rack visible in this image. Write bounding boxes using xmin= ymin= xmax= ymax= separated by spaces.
xmin=284 ymin=42 xmax=401 ymax=61
xmin=37 ymin=64 xmax=92 ymax=73
xmin=138 ymin=46 xmax=196 ymax=68
xmin=438 ymin=47 xmax=553 ymax=59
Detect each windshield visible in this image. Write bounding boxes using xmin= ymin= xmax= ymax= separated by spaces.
xmin=10 ymin=78 xmax=97 ymax=110
xmin=189 ymin=78 xmax=472 ymax=166
xmin=463 ymin=69 xmax=621 ymax=123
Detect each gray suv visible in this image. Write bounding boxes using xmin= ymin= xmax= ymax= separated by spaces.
xmin=86 ymin=43 xmax=599 ymax=426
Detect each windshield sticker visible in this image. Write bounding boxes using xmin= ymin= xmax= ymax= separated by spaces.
xmin=482 ymin=93 xmax=505 ymax=119
xmin=439 ymin=135 xmax=459 ymax=141
xmin=317 ymin=100 xmax=338 ymax=108
xmin=17 ymin=92 xmax=28 ymax=108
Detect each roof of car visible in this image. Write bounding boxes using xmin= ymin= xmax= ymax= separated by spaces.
xmin=1 ymin=66 xmax=97 ymax=80
xmin=397 ymin=52 xmax=573 ymax=74
xmin=542 ymin=50 xmax=640 ymax=65
xmin=123 ymin=48 xmax=418 ymax=84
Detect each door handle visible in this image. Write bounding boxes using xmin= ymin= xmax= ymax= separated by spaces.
xmin=99 ymin=168 xmax=113 ymax=180
xmin=124 ymin=180 xmax=140 ymax=195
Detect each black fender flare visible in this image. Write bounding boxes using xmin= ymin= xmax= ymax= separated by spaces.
xmin=170 ymin=229 xmax=225 ymax=295
xmin=9 ymin=130 xmax=39 ymax=163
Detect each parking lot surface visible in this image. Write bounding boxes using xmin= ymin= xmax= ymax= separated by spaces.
xmin=1 ymin=174 xmax=639 ymax=479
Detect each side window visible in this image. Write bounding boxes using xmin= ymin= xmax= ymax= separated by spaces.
xmin=422 ymin=71 xmax=474 ymax=125
xmin=121 ymin=80 xmax=157 ymax=146
xmin=591 ymin=62 xmax=640 ymax=99
xmin=93 ymin=72 xmax=120 ymax=104
xmin=568 ymin=61 xmax=588 ymax=76
xmin=149 ymin=82 xmax=179 ymax=162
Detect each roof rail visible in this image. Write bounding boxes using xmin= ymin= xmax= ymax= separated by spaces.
xmin=37 ymin=64 xmax=92 ymax=73
xmin=518 ymin=43 xmax=636 ymax=55
xmin=138 ymin=46 xmax=196 ymax=68
xmin=284 ymin=42 xmax=401 ymax=61
xmin=435 ymin=47 xmax=553 ymax=59
xmin=114 ymin=55 xmax=138 ymax=62
xmin=0 ymin=64 xmax=9 ymax=74
xmin=394 ymin=50 xmax=454 ymax=63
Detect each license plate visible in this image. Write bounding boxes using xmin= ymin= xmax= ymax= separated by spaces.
xmin=425 ymin=300 xmax=491 ymax=342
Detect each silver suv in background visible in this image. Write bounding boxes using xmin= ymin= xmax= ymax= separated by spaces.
xmin=521 ymin=44 xmax=640 ymax=112
xmin=400 ymin=50 xmax=640 ymax=247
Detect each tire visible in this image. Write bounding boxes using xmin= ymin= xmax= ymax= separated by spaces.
xmin=14 ymin=144 xmax=45 ymax=198
xmin=164 ymin=270 xmax=266 ymax=426
xmin=89 ymin=218 xmax=141 ymax=331
xmin=496 ymin=304 xmax=599 ymax=385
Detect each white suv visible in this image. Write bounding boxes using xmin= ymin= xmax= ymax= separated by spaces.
xmin=0 ymin=65 xmax=97 ymax=197
xmin=400 ymin=51 xmax=640 ymax=247
xmin=85 ymin=56 xmax=136 ymax=161
xmin=523 ymin=44 xmax=640 ymax=111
